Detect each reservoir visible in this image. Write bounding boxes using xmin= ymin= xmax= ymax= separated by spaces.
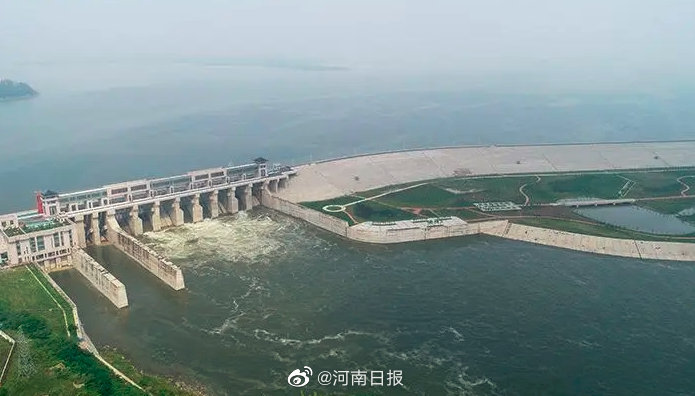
xmin=575 ymin=205 xmax=695 ymax=235
xmin=52 ymin=209 xmax=695 ymax=395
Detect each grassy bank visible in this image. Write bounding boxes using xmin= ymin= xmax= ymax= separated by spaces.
xmin=0 ymin=266 xmax=201 ymax=396
xmin=0 ymin=336 xmax=11 ymax=382
xmin=301 ymin=169 xmax=695 ymax=241
xmin=99 ymin=347 xmax=205 ymax=395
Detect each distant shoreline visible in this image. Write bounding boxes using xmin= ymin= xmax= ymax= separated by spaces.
xmin=0 ymin=93 xmax=39 ymax=102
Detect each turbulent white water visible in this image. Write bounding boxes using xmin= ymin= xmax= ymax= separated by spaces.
xmin=141 ymin=211 xmax=312 ymax=267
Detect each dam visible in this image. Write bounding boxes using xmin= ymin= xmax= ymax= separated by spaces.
xmin=0 ymin=157 xmax=296 ymax=307
xmin=2 ymin=141 xmax=695 ymax=308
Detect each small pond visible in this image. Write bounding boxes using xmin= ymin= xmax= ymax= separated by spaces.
xmin=575 ymin=205 xmax=695 ymax=235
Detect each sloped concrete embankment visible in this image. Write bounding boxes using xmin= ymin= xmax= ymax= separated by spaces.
xmin=263 ymin=193 xmax=695 ymax=262
xmin=262 ymin=193 xmax=350 ymax=237
xmin=71 ymin=249 xmax=129 ymax=308
xmin=106 ymin=217 xmax=185 ymax=290
xmin=262 ymin=192 xmax=508 ymax=243
xmin=484 ymin=223 xmax=695 ymax=262
xmin=347 ymin=218 xmax=508 ymax=243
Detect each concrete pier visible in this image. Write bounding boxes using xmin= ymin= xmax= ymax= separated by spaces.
xmin=75 ymin=216 xmax=87 ymax=248
xmin=226 ymin=188 xmax=239 ymax=214
xmin=171 ymin=198 xmax=185 ymax=226
xmin=191 ymin=194 xmax=204 ymax=223
xmin=90 ymin=214 xmax=101 ymax=245
xmin=269 ymin=179 xmax=279 ymax=193
xmin=128 ymin=206 xmax=143 ymax=236
xmin=150 ymin=202 xmax=161 ymax=232
xmin=241 ymin=185 xmax=253 ymax=210
xmin=208 ymin=192 xmax=219 ymax=219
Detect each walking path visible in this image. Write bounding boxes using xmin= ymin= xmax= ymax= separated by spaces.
xmin=519 ymin=175 xmax=541 ymax=206
xmin=677 ymin=176 xmax=695 ymax=196
xmin=322 ymin=182 xmax=427 ymax=213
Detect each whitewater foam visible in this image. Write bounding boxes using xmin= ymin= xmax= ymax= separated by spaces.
xmin=141 ymin=211 xmax=313 ymax=267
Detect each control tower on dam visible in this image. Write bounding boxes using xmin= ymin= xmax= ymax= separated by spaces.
xmin=0 ymin=157 xmax=296 ymax=306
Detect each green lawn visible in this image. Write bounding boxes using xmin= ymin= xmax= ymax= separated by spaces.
xmin=638 ymin=197 xmax=695 ymax=215
xmin=0 ymin=266 xmax=199 ymax=396
xmin=350 ymin=200 xmax=418 ymax=223
xmin=300 ymin=169 xmax=695 ymax=227
xmin=373 ymin=184 xmax=457 ymax=207
xmin=0 ymin=336 xmax=11 ymax=377
xmin=435 ymin=176 xmax=535 ymax=205
xmin=301 ymin=195 xmax=362 ymax=211
xmin=0 ymin=266 xmax=69 ymax=337
xmin=526 ymin=173 xmax=627 ymax=203
xmin=28 ymin=265 xmax=76 ymax=337
xmin=621 ymin=170 xmax=695 ymax=198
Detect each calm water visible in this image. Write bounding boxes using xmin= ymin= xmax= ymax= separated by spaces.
xmin=576 ymin=206 xmax=695 ymax=235
xmin=52 ymin=210 xmax=695 ymax=395
xmin=2 ymin=61 xmax=695 ymax=213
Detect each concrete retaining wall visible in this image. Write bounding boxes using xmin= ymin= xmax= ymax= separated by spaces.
xmin=263 ymin=192 xmax=694 ymax=261
xmin=484 ymin=223 xmax=695 ymax=262
xmin=263 ymin=192 xmax=510 ymax=244
xmin=346 ymin=218 xmax=509 ymax=244
xmin=263 ymin=194 xmax=349 ymax=237
xmin=106 ymin=217 xmax=185 ymax=290
xmin=71 ymin=249 xmax=129 ymax=308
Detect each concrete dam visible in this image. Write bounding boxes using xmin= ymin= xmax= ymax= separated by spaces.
xmin=2 ymin=141 xmax=695 ymax=308
xmin=0 ymin=157 xmax=296 ymax=308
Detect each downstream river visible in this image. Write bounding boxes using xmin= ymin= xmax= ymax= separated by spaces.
xmin=52 ymin=209 xmax=695 ymax=395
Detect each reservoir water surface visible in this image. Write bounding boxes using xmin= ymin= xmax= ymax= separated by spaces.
xmin=575 ymin=206 xmax=695 ymax=235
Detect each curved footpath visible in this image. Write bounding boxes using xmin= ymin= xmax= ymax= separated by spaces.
xmin=272 ymin=141 xmax=695 ymax=262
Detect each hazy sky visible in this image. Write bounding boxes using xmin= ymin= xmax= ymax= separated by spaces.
xmin=2 ymin=0 xmax=695 ymax=86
